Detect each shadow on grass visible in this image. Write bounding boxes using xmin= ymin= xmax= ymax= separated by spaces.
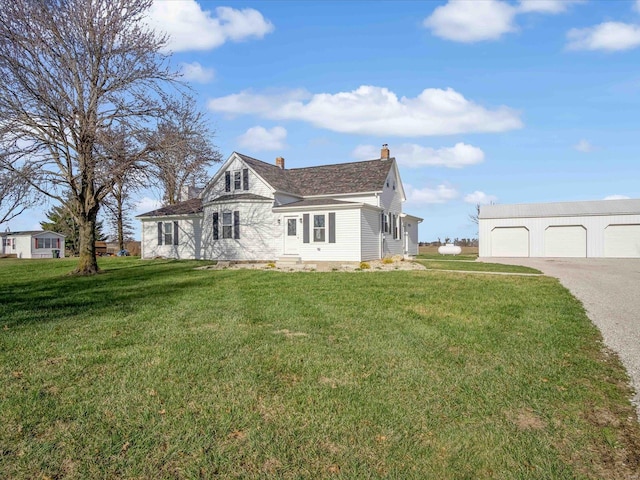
xmin=0 ymin=259 xmax=217 ymax=327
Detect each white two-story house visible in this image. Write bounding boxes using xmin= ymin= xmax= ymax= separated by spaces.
xmin=137 ymin=145 xmax=422 ymax=262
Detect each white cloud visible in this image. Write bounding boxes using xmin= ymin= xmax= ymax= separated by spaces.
xmin=135 ymin=197 xmax=163 ymax=214
xmin=464 ymin=191 xmax=498 ymax=205
xmin=180 ymin=62 xmax=215 ymax=83
xmin=423 ymin=0 xmax=517 ymax=43
xmin=147 ymin=2 xmax=274 ymax=52
xmin=567 ymin=22 xmax=640 ymax=51
xmin=209 ymin=85 xmax=522 ymax=137
xmin=636 ymin=0 xmax=640 ymax=13
xmin=352 ymin=142 xmax=484 ymax=168
xmin=518 ymin=0 xmax=584 ymax=14
xmin=237 ymin=126 xmax=287 ymax=152
xmin=405 ymin=184 xmax=459 ymax=205
xmin=604 ymin=194 xmax=631 ymax=200
xmin=573 ymin=139 xmax=594 ymax=153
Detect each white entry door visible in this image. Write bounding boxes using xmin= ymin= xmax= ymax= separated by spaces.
xmin=283 ymin=216 xmax=299 ymax=255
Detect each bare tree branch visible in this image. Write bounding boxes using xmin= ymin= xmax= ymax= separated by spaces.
xmin=0 ymin=0 xmax=178 ymax=274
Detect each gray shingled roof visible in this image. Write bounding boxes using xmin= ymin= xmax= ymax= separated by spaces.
xmin=210 ymin=193 xmax=272 ymax=203
xmin=237 ymin=153 xmax=394 ymax=196
xmin=136 ymin=198 xmax=203 ymax=218
xmin=480 ymin=198 xmax=640 ymax=219
xmin=273 ymin=198 xmax=359 ymax=209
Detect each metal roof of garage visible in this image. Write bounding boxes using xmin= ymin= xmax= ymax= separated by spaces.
xmin=479 ymin=198 xmax=640 ymax=219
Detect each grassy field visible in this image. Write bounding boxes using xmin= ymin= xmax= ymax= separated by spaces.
xmin=1 ymin=258 xmax=639 ymax=479
xmin=415 ymin=259 xmax=542 ymax=274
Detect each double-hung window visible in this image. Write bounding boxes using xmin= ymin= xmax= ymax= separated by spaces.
xmin=157 ymin=221 xmax=179 ymax=246
xmin=234 ymin=171 xmax=241 ymax=190
xmin=313 ymin=215 xmax=325 ymax=242
xmin=222 ymin=212 xmax=233 ymax=239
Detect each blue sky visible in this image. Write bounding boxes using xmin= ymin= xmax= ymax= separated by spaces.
xmin=9 ymin=0 xmax=640 ymax=242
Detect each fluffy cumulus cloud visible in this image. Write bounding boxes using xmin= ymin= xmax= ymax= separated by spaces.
xmin=573 ymin=139 xmax=594 ymax=153
xmin=464 ymin=191 xmax=498 ymax=205
xmin=424 ymin=0 xmax=584 ymax=43
xmin=423 ymin=0 xmax=516 ymax=43
xmin=209 ymin=86 xmax=522 ymax=137
xmin=237 ymin=126 xmax=287 ymax=152
xmin=405 ymin=184 xmax=459 ymax=205
xmin=147 ymin=1 xmax=274 ymax=52
xmin=352 ymin=142 xmax=484 ymax=168
xmin=135 ymin=197 xmax=163 ymax=214
xmin=179 ymin=62 xmax=215 ymax=83
xmin=604 ymin=194 xmax=631 ymax=200
xmin=567 ymin=22 xmax=640 ymax=52
xmin=518 ymin=0 xmax=584 ymax=14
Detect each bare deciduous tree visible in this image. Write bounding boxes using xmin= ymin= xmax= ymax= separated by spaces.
xmin=0 ymin=0 xmax=176 ymax=274
xmin=148 ymin=96 xmax=222 ymax=205
xmin=0 ymin=166 xmax=36 ymax=225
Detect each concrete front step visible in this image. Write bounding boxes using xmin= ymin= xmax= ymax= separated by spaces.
xmin=276 ymin=256 xmax=303 ymax=267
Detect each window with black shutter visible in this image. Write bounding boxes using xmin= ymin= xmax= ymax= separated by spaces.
xmin=242 ymin=168 xmax=249 ymax=190
xmin=225 ymin=171 xmax=231 ymax=192
xmin=303 ymin=214 xmax=309 ymax=243
xmin=329 ymin=212 xmax=336 ymax=243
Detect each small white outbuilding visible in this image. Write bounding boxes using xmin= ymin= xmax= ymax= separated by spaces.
xmin=479 ymin=199 xmax=640 ymax=258
xmin=0 ymin=230 xmax=66 ymax=259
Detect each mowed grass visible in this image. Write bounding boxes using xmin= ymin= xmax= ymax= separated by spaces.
xmin=1 ymin=258 xmax=639 ymax=479
xmin=415 ymin=259 xmax=542 ymax=274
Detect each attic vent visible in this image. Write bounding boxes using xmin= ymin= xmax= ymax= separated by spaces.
xmin=381 ymin=144 xmax=390 ymax=160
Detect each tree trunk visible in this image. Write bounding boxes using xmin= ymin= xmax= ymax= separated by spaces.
xmin=74 ymin=211 xmax=100 ymax=275
xmin=117 ymin=197 xmax=125 ymax=251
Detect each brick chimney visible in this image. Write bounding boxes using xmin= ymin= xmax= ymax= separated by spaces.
xmin=275 ymin=156 xmax=285 ymax=169
xmin=381 ymin=144 xmax=390 ymax=160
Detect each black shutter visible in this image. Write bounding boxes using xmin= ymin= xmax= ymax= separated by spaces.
xmin=381 ymin=212 xmax=384 ymax=233
xmin=213 ymin=212 xmax=219 ymax=240
xmin=173 ymin=221 xmax=179 ymax=245
xmin=329 ymin=212 xmax=336 ymax=243
xmin=225 ymin=171 xmax=231 ymax=192
xmin=233 ymin=211 xmax=240 ymax=239
xmin=157 ymin=222 xmax=163 ymax=245
xmin=303 ymin=214 xmax=309 ymax=243
xmin=399 ymin=218 xmax=402 ymax=239
xmin=242 ymin=168 xmax=249 ymax=190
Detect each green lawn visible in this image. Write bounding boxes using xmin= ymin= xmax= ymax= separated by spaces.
xmin=1 ymin=258 xmax=638 ymax=479
xmin=417 ymin=252 xmax=479 ymax=261
xmin=415 ymin=259 xmax=542 ymax=274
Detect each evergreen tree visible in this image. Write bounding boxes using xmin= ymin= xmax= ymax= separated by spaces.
xmin=41 ymin=199 xmax=107 ymax=255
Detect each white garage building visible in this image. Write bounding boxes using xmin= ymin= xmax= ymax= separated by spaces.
xmin=479 ymin=199 xmax=640 ymax=258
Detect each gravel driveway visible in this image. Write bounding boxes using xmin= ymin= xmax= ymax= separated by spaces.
xmin=480 ymin=257 xmax=640 ymax=417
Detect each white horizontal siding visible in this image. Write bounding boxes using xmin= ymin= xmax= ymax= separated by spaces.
xmin=203 ymin=155 xmax=273 ymax=203
xmin=361 ymin=208 xmax=380 ymax=261
xmin=141 ymin=217 xmax=202 ymax=260
xmin=404 ymin=219 xmax=420 ymax=256
xmin=202 ymin=201 xmax=277 ymax=261
xmin=298 ymin=209 xmax=361 ymax=262
xmin=480 ymin=213 xmax=640 ymax=258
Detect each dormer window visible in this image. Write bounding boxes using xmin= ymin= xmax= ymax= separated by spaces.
xmin=226 ymin=168 xmax=249 ymax=192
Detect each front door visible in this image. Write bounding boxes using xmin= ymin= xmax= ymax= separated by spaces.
xmin=283 ymin=216 xmax=299 ymax=255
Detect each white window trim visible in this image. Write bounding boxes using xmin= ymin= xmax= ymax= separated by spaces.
xmin=222 ymin=211 xmax=233 ymax=239
xmin=313 ymin=214 xmax=326 ymax=243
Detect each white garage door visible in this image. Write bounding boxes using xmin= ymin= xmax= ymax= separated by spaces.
xmin=491 ymin=227 xmax=529 ymax=257
xmin=544 ymin=226 xmax=586 ymax=257
xmin=604 ymin=225 xmax=640 ymax=258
